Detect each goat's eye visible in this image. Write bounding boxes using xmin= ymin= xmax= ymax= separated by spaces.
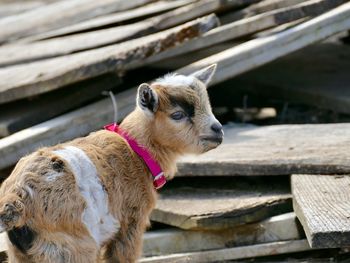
xmin=170 ymin=111 xmax=186 ymax=120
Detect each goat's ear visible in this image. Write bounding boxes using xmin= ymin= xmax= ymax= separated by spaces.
xmin=137 ymin=83 xmax=159 ymax=114
xmin=191 ymin=64 xmax=217 ymax=86
xmin=0 ymin=193 xmax=25 ymax=232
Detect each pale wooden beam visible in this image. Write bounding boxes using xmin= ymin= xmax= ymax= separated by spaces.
xmin=140 ymin=240 xmax=312 ymax=263
xmin=19 ymin=0 xmax=196 ymax=42
xmin=0 ymin=15 xmax=218 ymax=104
xmin=292 ymin=174 xmax=350 ymax=248
xmin=176 ymin=2 xmax=350 ymax=85
xmin=0 ymin=0 xmax=154 ymax=44
xmin=136 ymin=0 xmax=348 ymax=71
xmin=0 ymin=0 xmax=238 ymax=67
xmin=143 ymin=213 xmax=302 ymax=256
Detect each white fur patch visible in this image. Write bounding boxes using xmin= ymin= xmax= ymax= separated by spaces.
xmin=45 ymin=171 xmax=64 ymax=182
xmin=53 ymin=146 xmax=119 ymax=247
xmin=155 ymin=73 xmax=194 ymax=87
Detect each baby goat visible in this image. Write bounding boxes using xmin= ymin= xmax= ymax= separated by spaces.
xmin=0 ymin=64 xmax=223 ymax=263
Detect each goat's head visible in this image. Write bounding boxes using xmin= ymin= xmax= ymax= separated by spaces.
xmin=136 ymin=64 xmax=223 ymax=154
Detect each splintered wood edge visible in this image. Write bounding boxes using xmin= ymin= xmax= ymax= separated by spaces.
xmin=140 ymin=239 xmax=312 ymax=263
xmin=151 ymin=196 xmax=292 ymax=230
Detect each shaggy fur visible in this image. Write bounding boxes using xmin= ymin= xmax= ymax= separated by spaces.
xmin=0 ymin=64 xmax=223 ymax=263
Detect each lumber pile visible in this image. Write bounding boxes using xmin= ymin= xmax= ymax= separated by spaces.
xmin=1 ymin=0 xmax=350 ymax=262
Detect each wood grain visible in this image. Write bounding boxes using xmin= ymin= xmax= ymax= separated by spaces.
xmin=137 ymin=0 xmax=347 ymax=72
xmin=0 ymin=0 xmax=226 ymax=67
xmin=221 ymin=0 xmax=305 ymax=24
xmin=144 ymin=213 xmax=302 ymax=256
xmin=177 ymin=123 xmax=350 ymax=176
xmin=292 ymin=174 xmax=350 ymax=248
xmin=151 ymin=177 xmax=291 ymax=230
xmin=0 ymin=0 xmax=153 ymax=43
xmin=140 ymin=240 xmax=312 ymax=263
xmin=176 ymin=2 xmax=350 ymax=86
xmin=0 ymin=74 xmax=121 ymax=138
xmin=21 ymin=0 xmax=197 ymax=42
xmin=0 ymin=15 xmax=219 ymax=104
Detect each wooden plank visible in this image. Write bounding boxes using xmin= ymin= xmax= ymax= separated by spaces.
xmin=0 ymin=74 xmax=121 ymax=138
xmin=0 ymin=87 xmax=137 ymax=171
xmin=0 ymin=1 xmax=44 ymax=18
xmin=144 ymin=213 xmax=303 ymax=256
xmin=21 ymin=0 xmax=196 ymax=41
xmin=221 ymin=0 xmax=306 ymax=24
xmin=212 ymin=43 xmax=350 ymax=115
xmin=151 ymin=177 xmax=291 ymax=230
xmin=176 ymin=123 xmax=350 ymax=176
xmin=135 ymin=0 xmax=348 ymax=71
xmin=0 ymin=0 xmax=154 ymax=44
xmin=0 ymin=14 xmax=219 ymax=104
xmin=140 ymin=240 xmax=312 ymax=263
xmin=0 ymin=0 xmax=242 ymax=67
xmin=292 ymin=174 xmax=350 ymax=248
xmin=175 ymin=2 xmax=350 ymax=86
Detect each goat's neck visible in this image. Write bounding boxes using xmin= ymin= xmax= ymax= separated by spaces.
xmin=120 ymin=110 xmax=178 ymax=179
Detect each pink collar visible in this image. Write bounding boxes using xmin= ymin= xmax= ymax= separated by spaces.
xmin=104 ymin=123 xmax=166 ymax=190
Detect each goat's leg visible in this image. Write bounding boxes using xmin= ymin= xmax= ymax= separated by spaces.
xmin=100 ymin=218 xmax=146 ymax=263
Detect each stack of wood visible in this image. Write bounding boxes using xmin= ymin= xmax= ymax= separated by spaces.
xmin=1 ymin=0 xmax=350 ymax=261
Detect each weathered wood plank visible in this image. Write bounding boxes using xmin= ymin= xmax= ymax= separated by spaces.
xmin=292 ymin=174 xmax=350 ymax=248
xmin=144 ymin=213 xmax=303 ymax=256
xmin=176 ymin=2 xmax=350 ymax=86
xmin=177 ymin=123 xmax=350 ymax=176
xmin=0 ymin=87 xmax=137 ymax=171
xmin=21 ymin=0 xmax=196 ymax=42
xmin=214 ymin=43 xmax=350 ymax=115
xmin=135 ymin=0 xmax=348 ymax=71
xmin=0 ymin=0 xmax=246 ymax=67
xmin=221 ymin=0 xmax=305 ymax=24
xmin=151 ymin=177 xmax=292 ymax=230
xmin=0 ymin=0 xmax=154 ymax=44
xmin=0 ymin=74 xmax=121 ymax=138
xmin=140 ymin=240 xmax=312 ymax=263
xmin=0 ymin=1 xmax=44 ymax=18
xmin=0 ymin=14 xmax=218 ymax=104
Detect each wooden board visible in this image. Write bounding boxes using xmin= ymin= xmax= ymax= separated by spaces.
xmin=21 ymin=0 xmax=196 ymax=41
xmin=0 ymin=14 xmax=218 ymax=104
xmin=0 ymin=0 xmax=153 ymax=44
xmin=0 ymin=74 xmax=121 ymax=138
xmin=0 ymin=1 xmax=226 ymax=67
xmin=292 ymin=174 xmax=350 ymax=248
xmin=221 ymin=0 xmax=305 ymax=24
xmin=0 ymin=1 xmax=44 ymax=18
xmin=0 ymin=87 xmax=137 ymax=171
xmin=177 ymin=123 xmax=350 ymax=176
xmin=136 ymin=0 xmax=348 ymax=71
xmin=176 ymin=2 xmax=350 ymax=86
xmin=212 ymin=43 xmax=350 ymax=115
xmin=151 ymin=177 xmax=292 ymax=230
xmin=144 ymin=213 xmax=303 ymax=256
xmin=140 ymin=240 xmax=312 ymax=263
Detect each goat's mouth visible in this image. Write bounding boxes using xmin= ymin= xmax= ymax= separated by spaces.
xmin=200 ymin=136 xmax=223 ymax=144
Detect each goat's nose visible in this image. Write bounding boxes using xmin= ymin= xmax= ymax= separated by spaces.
xmin=211 ymin=122 xmax=223 ymax=134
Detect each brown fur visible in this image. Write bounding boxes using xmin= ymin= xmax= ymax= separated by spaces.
xmin=0 ymin=65 xmax=223 ymax=263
